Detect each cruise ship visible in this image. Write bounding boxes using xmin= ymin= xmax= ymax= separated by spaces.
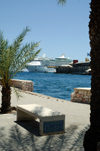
xmin=26 ymin=61 xmax=56 ymax=73
xmin=26 ymin=54 xmax=72 ymax=72
xmin=34 ymin=54 xmax=72 ymax=66
xmin=55 ymin=54 xmax=72 ymax=66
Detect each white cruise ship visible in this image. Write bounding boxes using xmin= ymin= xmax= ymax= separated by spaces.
xmin=55 ymin=54 xmax=72 ymax=66
xmin=26 ymin=61 xmax=56 ymax=73
xmin=26 ymin=54 xmax=72 ymax=72
xmin=34 ymin=54 xmax=72 ymax=67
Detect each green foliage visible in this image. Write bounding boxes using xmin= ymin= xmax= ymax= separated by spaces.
xmin=0 ymin=27 xmax=41 ymax=86
xmin=58 ymin=0 xmax=66 ymax=5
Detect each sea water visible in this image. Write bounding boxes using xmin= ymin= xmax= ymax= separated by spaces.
xmin=14 ymin=72 xmax=91 ymax=100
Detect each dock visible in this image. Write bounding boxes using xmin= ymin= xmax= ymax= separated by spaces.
xmin=56 ymin=62 xmax=90 ymax=74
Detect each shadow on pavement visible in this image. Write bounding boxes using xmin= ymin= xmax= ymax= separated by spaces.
xmin=0 ymin=124 xmax=89 ymax=151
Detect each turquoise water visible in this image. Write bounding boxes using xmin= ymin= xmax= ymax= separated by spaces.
xmin=14 ymin=72 xmax=91 ymax=100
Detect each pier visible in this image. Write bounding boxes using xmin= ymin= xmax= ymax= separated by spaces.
xmin=56 ymin=62 xmax=90 ymax=75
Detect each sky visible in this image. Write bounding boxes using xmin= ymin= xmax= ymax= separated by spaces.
xmin=0 ymin=0 xmax=91 ymax=61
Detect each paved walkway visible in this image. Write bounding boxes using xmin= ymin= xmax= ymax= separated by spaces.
xmin=0 ymin=89 xmax=90 ymax=151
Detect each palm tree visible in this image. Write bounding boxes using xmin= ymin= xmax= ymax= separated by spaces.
xmin=0 ymin=27 xmax=40 ymax=113
xmin=58 ymin=0 xmax=100 ymax=150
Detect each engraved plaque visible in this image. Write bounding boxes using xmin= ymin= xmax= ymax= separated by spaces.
xmin=43 ymin=120 xmax=64 ymax=133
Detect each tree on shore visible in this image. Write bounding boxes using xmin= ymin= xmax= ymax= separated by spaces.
xmin=0 ymin=27 xmax=40 ymax=113
xmin=59 ymin=0 xmax=100 ymax=150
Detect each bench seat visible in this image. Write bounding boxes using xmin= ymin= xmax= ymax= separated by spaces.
xmin=17 ymin=104 xmax=65 ymax=135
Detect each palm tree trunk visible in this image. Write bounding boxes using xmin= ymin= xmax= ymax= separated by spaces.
xmin=84 ymin=0 xmax=100 ymax=150
xmin=1 ymin=84 xmax=11 ymax=113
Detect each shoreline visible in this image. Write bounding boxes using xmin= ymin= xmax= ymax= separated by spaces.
xmin=0 ymin=89 xmax=90 ymax=130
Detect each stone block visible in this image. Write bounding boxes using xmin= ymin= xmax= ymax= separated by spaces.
xmin=71 ymin=87 xmax=91 ymax=104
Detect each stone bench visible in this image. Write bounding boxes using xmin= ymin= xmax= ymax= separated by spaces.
xmin=17 ymin=104 xmax=65 ymax=135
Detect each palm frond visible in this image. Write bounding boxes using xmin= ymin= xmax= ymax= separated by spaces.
xmin=58 ymin=0 xmax=66 ymax=5
xmin=12 ymin=27 xmax=30 ymax=51
xmin=11 ymin=48 xmax=41 ymax=78
xmin=0 ymin=32 xmax=10 ymax=85
xmin=13 ymin=87 xmax=22 ymax=101
xmin=9 ymin=41 xmax=41 ymax=77
xmin=8 ymin=27 xmax=30 ymax=68
xmin=0 ymin=31 xmax=8 ymax=52
xmin=0 ymin=27 xmax=41 ymax=86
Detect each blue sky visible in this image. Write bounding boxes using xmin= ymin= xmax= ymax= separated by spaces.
xmin=0 ymin=0 xmax=90 ymax=61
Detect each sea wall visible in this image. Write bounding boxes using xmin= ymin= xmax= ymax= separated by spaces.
xmin=71 ymin=87 xmax=91 ymax=104
xmin=0 ymin=79 xmax=33 ymax=92
xmin=56 ymin=62 xmax=90 ymax=74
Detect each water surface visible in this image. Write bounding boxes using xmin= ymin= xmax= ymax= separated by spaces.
xmin=15 ymin=72 xmax=91 ymax=100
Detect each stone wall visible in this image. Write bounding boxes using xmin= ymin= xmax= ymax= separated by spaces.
xmin=71 ymin=88 xmax=91 ymax=104
xmin=0 ymin=79 xmax=33 ymax=92
xmin=12 ymin=79 xmax=33 ymax=92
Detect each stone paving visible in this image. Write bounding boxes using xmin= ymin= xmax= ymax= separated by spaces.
xmin=0 ymin=90 xmax=90 ymax=151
